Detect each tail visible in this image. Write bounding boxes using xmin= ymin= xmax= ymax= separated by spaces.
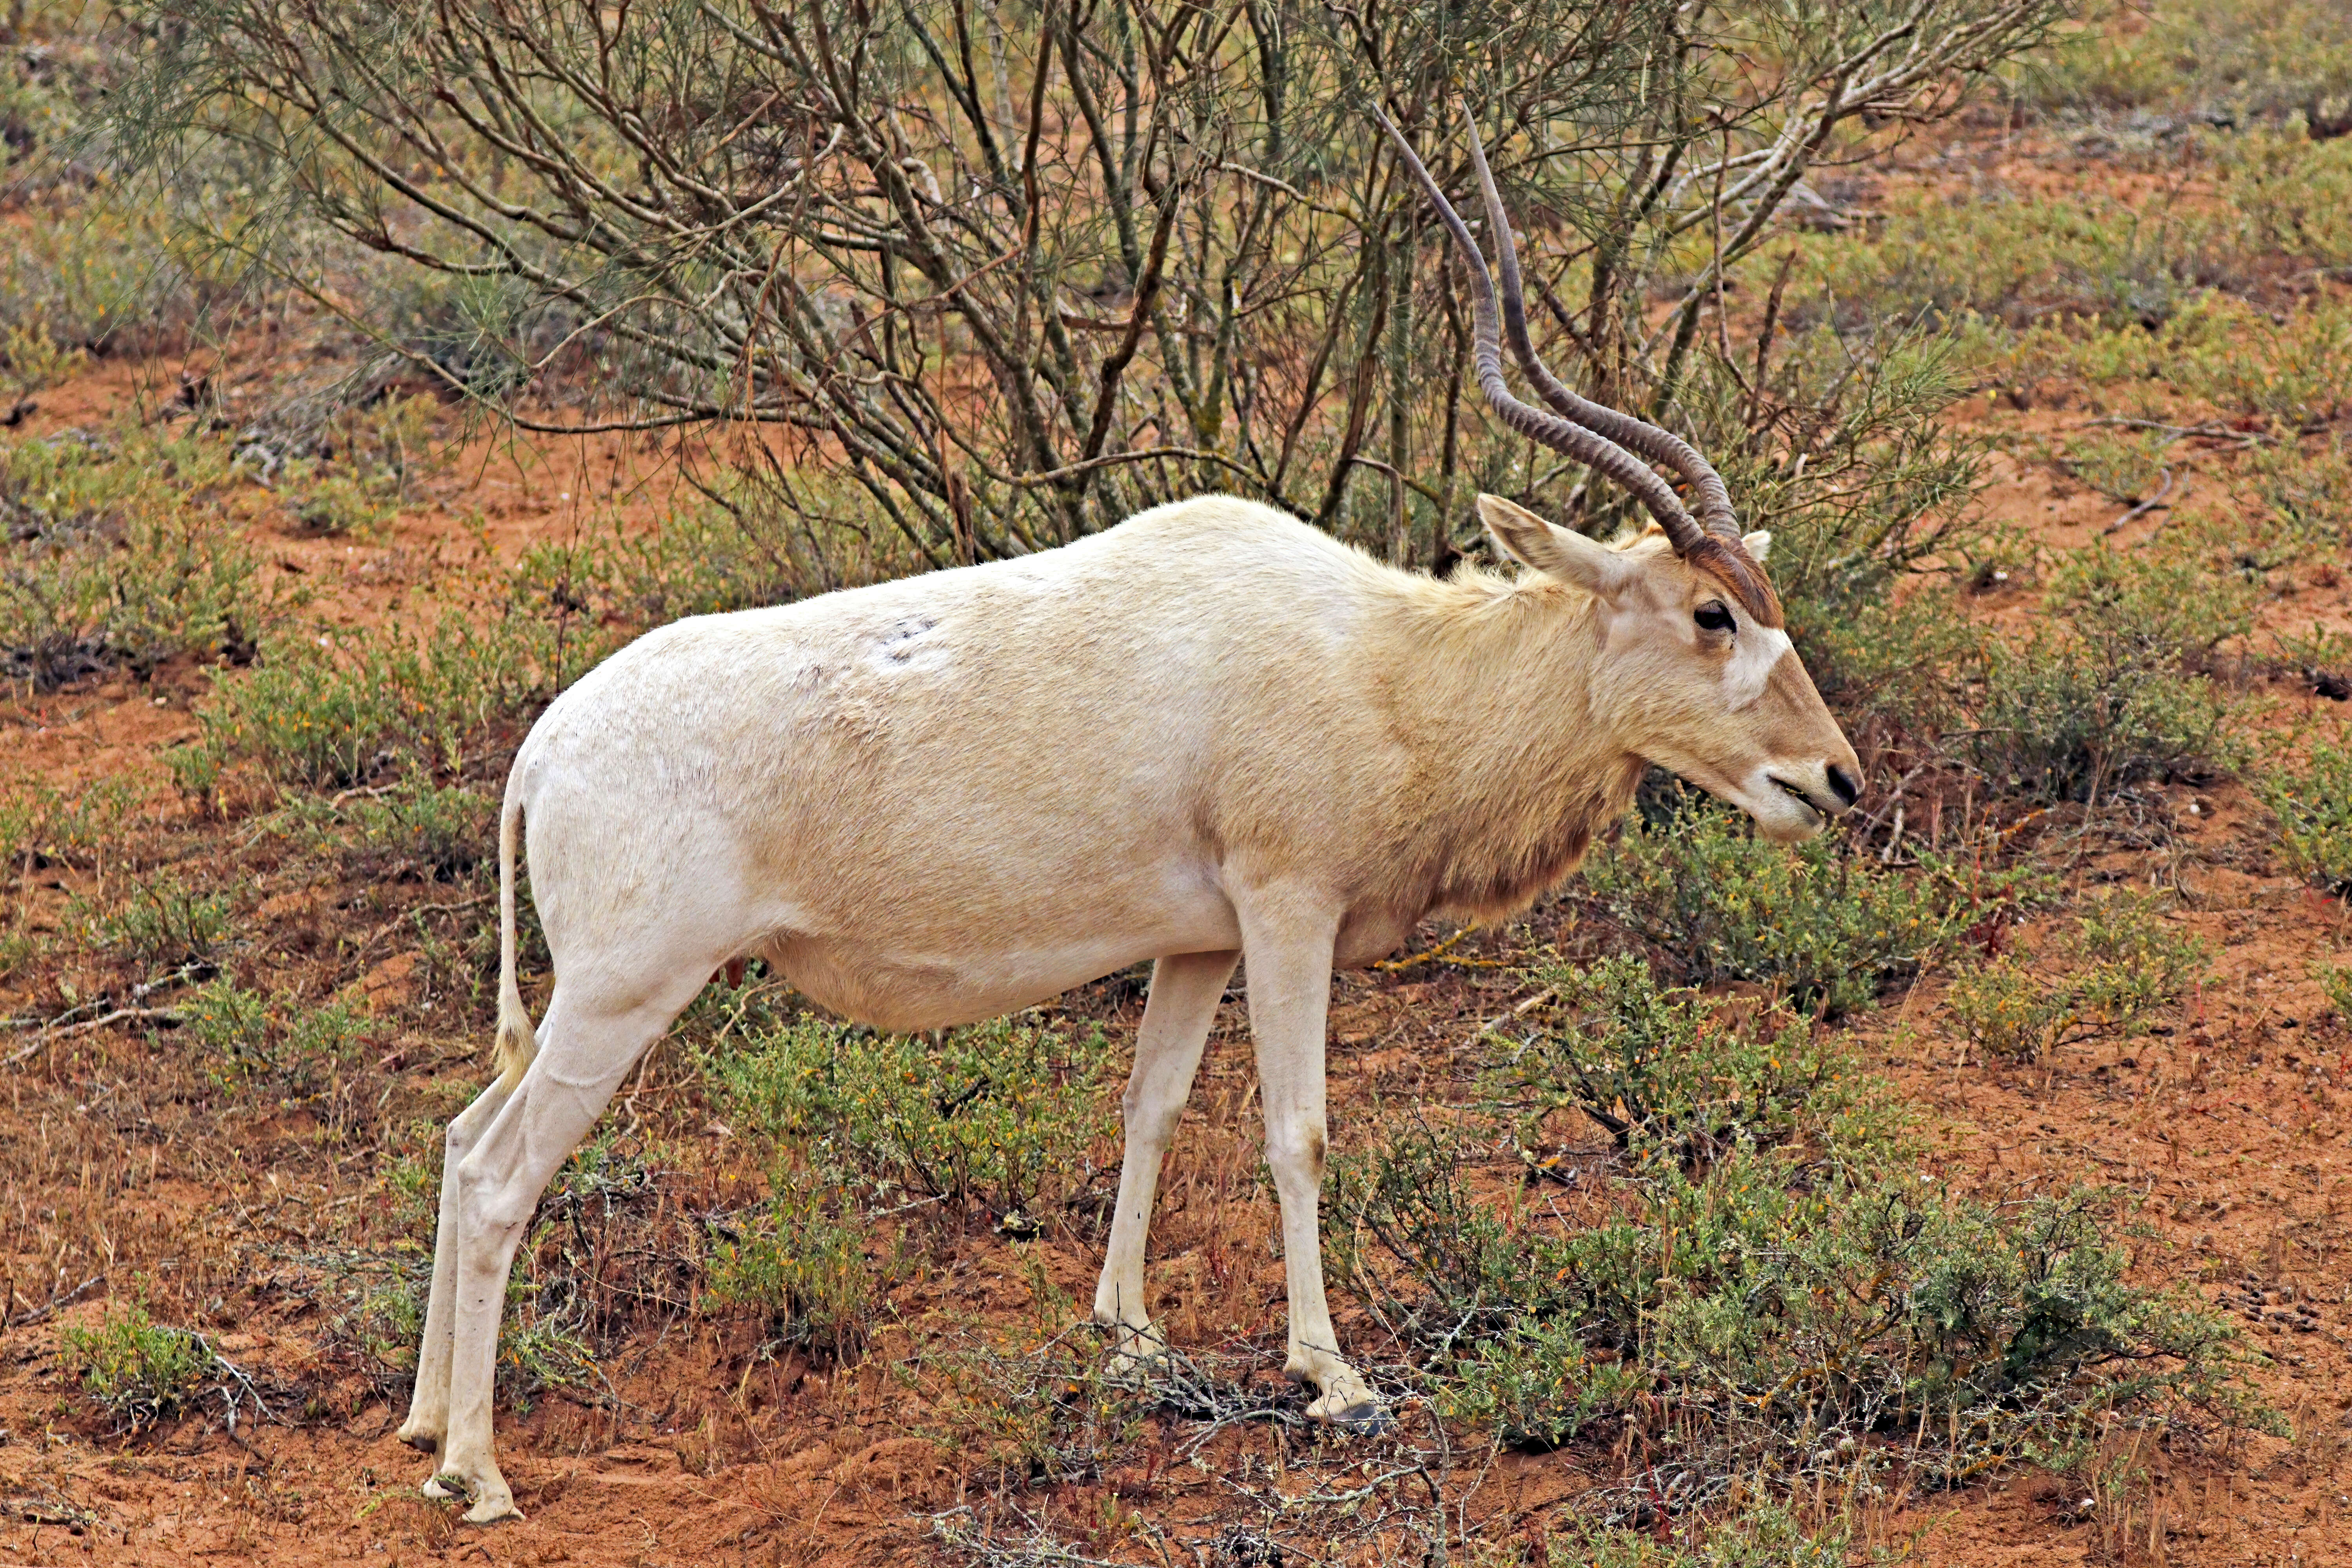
xmin=491 ymin=766 xmax=536 ymax=1090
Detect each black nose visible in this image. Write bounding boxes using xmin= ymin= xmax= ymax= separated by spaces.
xmin=1825 ymin=764 xmax=1860 ymax=808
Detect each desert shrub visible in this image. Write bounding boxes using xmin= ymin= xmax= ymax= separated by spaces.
xmin=2045 ymin=541 xmax=2257 ymax=671
xmin=708 ymin=1014 xmax=1118 ymax=1224
xmin=84 ymin=869 xmax=230 ymax=966
xmin=2213 ymin=129 xmax=2352 ymax=273
xmin=1484 ymin=955 xmax=1871 ymax=1166
xmin=1970 ymin=641 xmax=2232 ymax=804
xmin=59 ymin=1303 xmax=217 ymax=1427
xmin=1539 ymin=1504 xmax=1847 ymax=1568
xmin=704 ymin=1172 xmax=884 ymax=1359
xmin=1797 ymin=190 xmax=2209 ymax=331
xmin=0 ymin=773 xmax=138 ymax=869
xmin=191 ymin=604 xmax=597 ymax=789
xmin=270 ymin=394 xmax=439 ymax=537
xmin=1800 ymin=589 xmax=1990 ymax=735
xmin=180 ymin=975 xmax=369 ymax=1092
xmin=1949 ymin=889 xmax=2210 ymax=1061
xmin=1583 ymin=789 xmax=2042 ymax=1016
xmin=0 ymin=324 xmax=87 ymax=407
xmin=2259 ymin=740 xmax=2352 ymax=893
xmin=912 ymin=1296 xmax=1149 ymax=1486
xmin=2245 ymin=436 xmax=2352 ymax=561
xmin=2057 ymin=429 xmax=2176 ymax=505
xmin=0 ymin=200 xmax=219 ymax=357
xmin=0 ymin=427 xmax=265 ymax=689
xmin=2019 ymin=0 xmax=2352 ymax=126
xmin=1331 ymin=954 xmax=2261 ymax=1477
xmin=1334 ymin=1113 xmax=2254 ymax=1475
xmin=265 ymin=773 xmax=495 ymax=883
xmin=2318 ymin=961 xmax=2352 ymax=1022
xmin=1964 ymin=538 xmax=2254 ymax=806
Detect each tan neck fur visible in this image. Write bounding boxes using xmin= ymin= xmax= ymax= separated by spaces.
xmin=1359 ymin=566 xmax=1644 ymax=920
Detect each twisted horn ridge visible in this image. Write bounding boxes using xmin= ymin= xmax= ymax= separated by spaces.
xmin=1454 ymin=106 xmax=1742 ymax=544
xmin=1369 ymin=104 xmax=1705 ymax=555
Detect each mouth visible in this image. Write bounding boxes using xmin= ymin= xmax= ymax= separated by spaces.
xmin=1767 ymin=775 xmax=1827 ymax=821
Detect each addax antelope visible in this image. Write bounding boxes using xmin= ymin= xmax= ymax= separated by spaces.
xmin=397 ymin=105 xmax=1860 ymax=1521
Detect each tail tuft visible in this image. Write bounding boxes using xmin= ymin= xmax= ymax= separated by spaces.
xmin=491 ymin=773 xmax=535 ymax=1089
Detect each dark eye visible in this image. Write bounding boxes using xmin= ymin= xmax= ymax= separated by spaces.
xmin=1694 ymin=602 xmax=1735 ymax=633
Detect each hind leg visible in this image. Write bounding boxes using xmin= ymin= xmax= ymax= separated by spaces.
xmin=424 ymin=975 xmax=705 ymax=1523
xmin=397 ymin=1065 xmax=523 ymax=1457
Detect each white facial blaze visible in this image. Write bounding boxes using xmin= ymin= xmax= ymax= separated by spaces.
xmin=1723 ymin=624 xmax=1793 ymax=710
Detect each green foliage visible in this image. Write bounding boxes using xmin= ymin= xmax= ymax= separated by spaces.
xmin=705 ymin=1172 xmax=884 ymax=1359
xmin=2020 ymin=0 xmax=2352 ymax=126
xmin=0 ymin=199 xmax=220 ymax=357
xmin=708 ymin=1014 xmax=1118 ymax=1221
xmin=1485 ymin=956 xmax=1869 ymax=1165
xmin=1973 ymin=644 xmax=2229 ymax=803
xmin=58 ymin=1303 xmax=217 ymax=1426
xmin=2259 ymin=740 xmax=2352 ymax=893
xmin=1797 ymin=189 xmax=2208 ymax=331
xmin=265 ymin=772 xmax=495 ymax=882
xmin=277 ymin=395 xmax=438 ymax=537
xmin=0 ymin=428 xmax=265 ymax=690
xmin=1965 ymin=537 xmax=2252 ymax=806
xmin=2245 ymin=435 xmax=2352 ymax=561
xmin=2045 ymin=540 xmax=2257 ymax=671
xmin=2317 ymin=960 xmax=2352 ymax=1022
xmin=181 ymin=975 xmax=369 ymax=1092
xmin=2007 ymin=296 xmax=2352 ymax=433
xmin=0 ymin=773 xmax=140 ymax=869
xmin=908 ymin=1262 xmax=1145 ymax=1486
xmin=1337 ymin=1119 xmax=2256 ymax=1479
xmin=1330 ymin=956 xmax=2263 ymax=1480
xmin=0 ymin=323 xmax=86 ymax=407
xmin=1584 ymin=789 xmax=2042 ymax=1016
xmin=2058 ymin=430 xmax=2174 ymax=505
xmin=2211 ymin=129 xmax=2352 ymax=273
xmin=191 ymin=604 xmax=599 ymax=789
xmin=1949 ymin=889 xmax=2210 ymax=1061
xmin=85 ymin=869 xmax=230 ymax=966
xmin=1541 ymin=1503 xmax=1847 ymax=1568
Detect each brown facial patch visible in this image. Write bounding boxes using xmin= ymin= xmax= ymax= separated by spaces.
xmin=1684 ymin=536 xmax=1783 ymax=628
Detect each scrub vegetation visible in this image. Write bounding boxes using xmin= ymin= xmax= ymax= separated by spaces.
xmin=0 ymin=2 xmax=2347 ymax=1565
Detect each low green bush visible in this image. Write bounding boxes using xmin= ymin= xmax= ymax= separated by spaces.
xmin=1328 ymin=962 xmax=2263 ymax=1481
xmin=2259 ymin=740 xmax=2352 ymax=894
xmin=2045 ymin=541 xmax=2257 ymax=673
xmin=1583 ymin=789 xmax=2043 ymax=1016
xmin=1970 ymin=639 xmax=2232 ymax=805
xmin=0 ymin=428 xmax=266 ymax=690
xmin=180 ymin=976 xmax=370 ymax=1093
xmin=1948 ymin=889 xmax=2210 ymax=1062
xmin=265 ymin=772 xmax=495 ymax=883
xmin=59 ymin=1303 xmax=217 ymax=1427
xmin=704 ymin=1171 xmax=885 ymax=1359
xmin=191 ymin=606 xmax=587 ymax=789
xmin=1961 ymin=535 xmax=2258 ymax=808
xmin=707 ymin=1013 xmax=1119 ymax=1224
xmin=84 ymin=869 xmax=230 ymax=967
xmin=1485 ymin=955 xmax=1870 ymax=1167
xmin=2318 ymin=960 xmax=2352 ymax=1022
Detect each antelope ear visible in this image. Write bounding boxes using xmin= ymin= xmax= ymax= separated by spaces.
xmin=1741 ymin=529 xmax=1773 ymax=562
xmin=1477 ymin=494 xmax=1637 ymax=600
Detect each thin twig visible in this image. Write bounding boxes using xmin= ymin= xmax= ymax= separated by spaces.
xmin=5 ymin=1007 xmax=184 ymax=1065
xmin=2103 ymin=467 xmax=2172 ymax=535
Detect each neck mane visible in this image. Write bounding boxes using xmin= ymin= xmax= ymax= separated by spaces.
xmin=1360 ymin=564 xmax=1645 ymax=922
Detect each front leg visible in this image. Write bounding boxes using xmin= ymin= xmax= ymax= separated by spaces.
xmin=1233 ymin=887 xmax=1380 ymax=1426
xmin=1093 ymin=949 xmax=1240 ymax=1368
